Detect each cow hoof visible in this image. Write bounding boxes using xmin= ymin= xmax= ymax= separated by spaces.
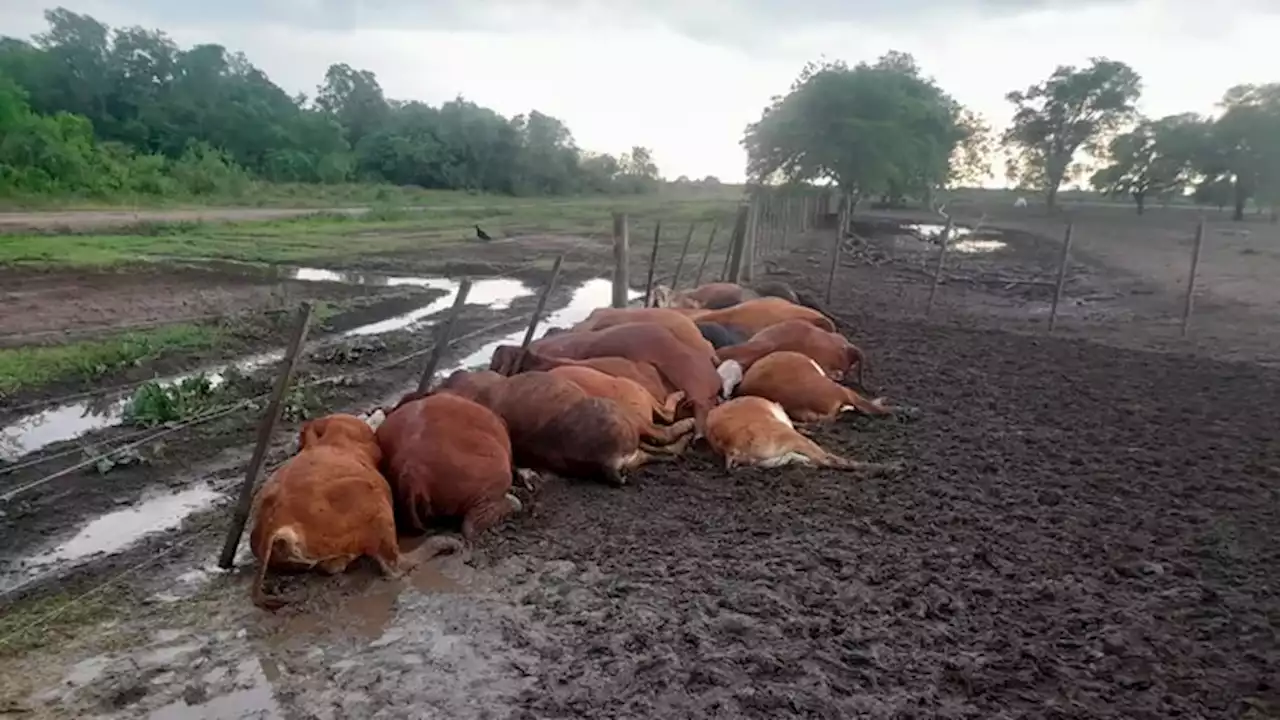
xmin=515 ymin=468 xmax=541 ymax=492
xmin=505 ymin=493 xmax=524 ymax=514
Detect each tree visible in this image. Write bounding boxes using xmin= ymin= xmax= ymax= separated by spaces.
xmin=1090 ymin=113 xmax=1206 ymax=214
xmin=741 ymin=52 xmax=970 ymax=203
xmin=1195 ymin=83 xmax=1280 ymax=221
xmin=1003 ymin=58 xmax=1143 ymax=210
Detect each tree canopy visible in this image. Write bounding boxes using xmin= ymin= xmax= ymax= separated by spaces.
xmin=0 ymin=7 xmax=660 ymax=198
xmin=1089 ymin=113 xmax=1206 ymax=214
xmin=741 ymin=52 xmax=986 ymax=203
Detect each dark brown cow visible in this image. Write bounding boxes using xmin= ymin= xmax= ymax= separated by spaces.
xmin=716 ymin=319 xmax=867 ymax=389
xmin=490 ymin=347 xmax=675 ymax=405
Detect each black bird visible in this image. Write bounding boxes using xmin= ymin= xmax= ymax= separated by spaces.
xmin=475 ymin=224 xmax=492 ymax=241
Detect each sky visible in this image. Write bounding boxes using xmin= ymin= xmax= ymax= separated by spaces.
xmin=2 ymin=1 xmax=1278 ymax=184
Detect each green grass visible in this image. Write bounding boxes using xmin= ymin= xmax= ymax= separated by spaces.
xmin=0 ymin=323 xmax=221 ymax=395
xmin=0 ymin=189 xmax=745 ymax=267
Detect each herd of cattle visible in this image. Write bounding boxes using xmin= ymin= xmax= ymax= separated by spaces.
xmin=248 ymin=280 xmax=907 ymax=608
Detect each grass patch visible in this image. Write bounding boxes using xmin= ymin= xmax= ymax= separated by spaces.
xmin=0 ymin=589 xmax=118 ymax=658
xmin=0 ymin=189 xmax=745 ymax=268
xmin=0 ymin=324 xmax=221 ymax=396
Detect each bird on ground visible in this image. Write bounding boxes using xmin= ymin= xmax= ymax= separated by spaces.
xmin=475 ymin=224 xmax=492 ymax=241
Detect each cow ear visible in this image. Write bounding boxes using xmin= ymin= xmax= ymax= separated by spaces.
xmin=299 ymin=419 xmax=323 ymax=449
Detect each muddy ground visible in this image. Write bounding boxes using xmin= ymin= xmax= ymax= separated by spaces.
xmin=1 ymin=212 xmax=1278 ymax=719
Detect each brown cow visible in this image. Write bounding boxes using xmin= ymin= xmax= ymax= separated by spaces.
xmin=685 ymin=297 xmax=838 ymax=336
xmin=248 ymin=414 xmax=461 ymax=610
xmin=510 ymin=323 xmax=723 ymax=433
xmin=705 ymin=396 xmax=899 ymax=474
xmin=547 ymin=365 xmax=694 ymax=450
xmin=377 ymin=391 xmax=520 ymax=539
xmin=653 ymin=281 xmax=801 ymax=310
xmin=736 ymin=351 xmax=891 ymax=423
xmin=491 ymin=346 xmax=675 ymax=407
xmin=571 ymin=307 xmax=716 ymax=359
xmin=438 ymin=369 xmax=672 ymax=486
xmin=716 ymin=320 xmax=867 ymax=390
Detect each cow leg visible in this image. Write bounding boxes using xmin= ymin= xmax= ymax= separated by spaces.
xmin=839 ymin=388 xmax=894 ymax=417
xmin=779 ymin=434 xmax=900 ymax=475
xmin=461 ymin=494 xmax=522 ymax=541
xmin=641 ymin=417 xmax=696 ymax=446
xmin=316 ymin=555 xmax=360 ymax=575
xmin=400 ymin=534 xmax=467 ymax=571
xmin=654 ymin=390 xmax=686 ymax=423
xmin=640 ymin=430 xmax=693 ymax=457
xmin=514 ymin=467 xmax=540 ymax=492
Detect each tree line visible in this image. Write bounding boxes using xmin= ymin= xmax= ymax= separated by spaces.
xmin=0 ymin=8 xmax=661 ymax=199
xmin=743 ymin=53 xmax=1279 ymax=221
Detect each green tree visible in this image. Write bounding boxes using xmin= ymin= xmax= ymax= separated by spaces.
xmin=1196 ymin=83 xmax=1280 ymax=221
xmin=741 ymin=52 xmax=970 ymax=202
xmin=1003 ymin=58 xmax=1143 ymax=210
xmin=1090 ymin=113 xmax=1206 ymax=214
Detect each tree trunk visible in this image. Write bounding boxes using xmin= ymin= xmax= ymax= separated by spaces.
xmin=1046 ymin=183 xmax=1059 ymax=211
xmin=1134 ymin=192 xmax=1146 ymax=215
xmin=1232 ymin=180 xmax=1247 ymax=222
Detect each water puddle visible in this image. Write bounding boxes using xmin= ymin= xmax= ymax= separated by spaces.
xmin=147 ymin=657 xmax=283 ymax=720
xmin=1 ymin=484 xmax=222 ymax=594
xmin=0 ymin=272 xmax=531 ymax=461
xmin=904 ymin=223 xmax=1008 ymax=254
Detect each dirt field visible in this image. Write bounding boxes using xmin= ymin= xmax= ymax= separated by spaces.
xmin=1 ymin=203 xmax=1277 ymax=719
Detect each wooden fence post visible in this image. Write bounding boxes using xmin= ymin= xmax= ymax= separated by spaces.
xmin=726 ymin=204 xmax=751 ymax=283
xmin=217 ymin=301 xmax=315 ymax=569
xmin=1180 ymin=219 xmax=1206 ymax=337
xmin=925 ymin=218 xmax=954 ymax=317
xmin=643 ymin=221 xmax=663 ymax=307
xmin=1047 ymin=222 xmax=1075 ymax=333
xmin=780 ymin=197 xmax=791 ymax=252
xmin=520 ymin=255 xmax=564 ymax=350
xmin=742 ymin=200 xmax=758 ymax=282
xmin=417 ymin=278 xmax=473 ymax=391
xmin=825 ymin=198 xmax=846 ymax=306
xmin=612 ymin=212 xmax=630 ymax=308
xmin=693 ymin=223 xmax=718 ymax=287
xmin=670 ymin=223 xmax=697 ymax=290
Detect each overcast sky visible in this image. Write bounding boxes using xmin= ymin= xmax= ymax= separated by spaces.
xmin=3 ymin=1 xmax=1278 ymax=184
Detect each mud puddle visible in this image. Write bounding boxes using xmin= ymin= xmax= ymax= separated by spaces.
xmin=1 ymin=484 xmax=223 ymax=596
xmin=0 ymin=273 xmax=533 ymax=461
xmin=904 ymin=222 xmax=1008 ymax=253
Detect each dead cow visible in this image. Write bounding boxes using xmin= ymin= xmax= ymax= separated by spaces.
xmin=513 ymin=322 xmax=723 ymax=433
xmin=491 ymin=346 xmax=675 ymax=406
xmin=248 ymin=414 xmax=459 ymax=610
xmin=439 ymin=369 xmax=674 ymax=486
xmin=705 ymin=396 xmax=899 ymax=473
xmin=571 ymin=307 xmax=717 ymax=360
xmin=737 ymin=351 xmax=891 ymax=423
xmin=652 ymin=281 xmax=799 ymax=310
xmin=687 ymin=297 xmax=838 ymax=336
xmin=547 ymin=365 xmax=695 ymax=450
xmin=377 ymin=391 xmax=521 ymax=540
xmin=717 ymin=319 xmax=867 ymax=390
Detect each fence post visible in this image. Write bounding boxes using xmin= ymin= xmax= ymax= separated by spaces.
xmin=780 ymin=197 xmax=791 ymax=252
xmin=217 ymin=301 xmax=315 ymax=569
xmin=417 ymin=278 xmax=473 ymax=391
xmin=643 ymin=221 xmax=662 ymax=307
xmin=1047 ymin=222 xmax=1075 ymax=333
xmin=694 ymin=222 xmax=718 ymax=287
xmin=612 ymin=212 xmax=630 ymax=308
xmin=1180 ymin=219 xmax=1206 ymax=338
xmin=925 ymin=218 xmax=954 ymax=317
xmin=825 ymin=198 xmax=846 ymax=306
xmin=726 ymin=204 xmax=751 ymax=283
xmin=520 ymin=255 xmax=564 ymax=350
xmin=670 ymin=223 xmax=697 ymax=290
xmin=742 ymin=200 xmax=758 ymax=282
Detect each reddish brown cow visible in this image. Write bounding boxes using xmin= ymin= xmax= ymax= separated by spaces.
xmin=716 ymin=319 xmax=867 ymax=388
xmin=376 ymin=391 xmax=520 ymax=540
xmin=438 ymin=369 xmax=674 ymax=486
xmin=249 ymin=414 xmax=460 ymax=610
xmin=491 ymin=347 xmax=675 ymax=407
xmin=736 ymin=351 xmax=891 ymax=423
xmin=705 ymin=396 xmax=898 ymax=474
xmin=505 ymin=323 xmax=723 ymax=432
xmin=547 ymin=365 xmax=694 ymax=450
xmin=652 ymin=282 xmax=755 ymax=310
xmin=571 ymin=307 xmax=716 ymax=359
xmin=689 ymin=297 xmax=838 ymax=336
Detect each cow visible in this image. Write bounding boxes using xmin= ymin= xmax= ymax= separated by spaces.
xmin=683 ymin=297 xmax=838 ymax=336
xmin=546 ymin=365 xmax=695 ymax=451
xmin=696 ymin=321 xmax=750 ymax=349
xmin=490 ymin=346 xmax=676 ymax=407
xmin=508 ymin=322 xmax=723 ymax=433
xmin=438 ymin=369 xmax=674 ymax=486
xmin=652 ymin=281 xmax=801 ymax=311
xmin=377 ymin=391 xmax=521 ymax=539
xmin=248 ymin=414 xmax=460 ymax=610
xmin=705 ymin=396 xmax=899 ymax=474
xmin=571 ymin=307 xmax=717 ymax=359
xmin=716 ymin=319 xmax=868 ymax=393
xmin=736 ymin=351 xmax=892 ymax=423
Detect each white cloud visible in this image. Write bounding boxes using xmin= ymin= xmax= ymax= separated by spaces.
xmin=2 ymin=0 xmax=1277 ymax=184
